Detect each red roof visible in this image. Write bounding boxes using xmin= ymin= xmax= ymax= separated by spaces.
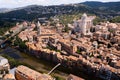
xmin=67 ymin=74 xmax=84 ymax=80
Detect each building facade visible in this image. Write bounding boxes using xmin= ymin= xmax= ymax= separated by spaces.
xmin=15 ymin=65 xmax=53 ymax=80
xmin=73 ymin=13 xmax=95 ymax=35
xmin=0 ymin=56 xmax=10 ymax=79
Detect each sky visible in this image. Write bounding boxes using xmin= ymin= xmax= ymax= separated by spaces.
xmin=0 ymin=0 xmax=120 ymax=8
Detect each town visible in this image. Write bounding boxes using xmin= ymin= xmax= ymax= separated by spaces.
xmin=0 ymin=13 xmax=119 ymax=80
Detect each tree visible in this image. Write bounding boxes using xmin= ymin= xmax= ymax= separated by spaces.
xmin=76 ymin=49 xmax=81 ymax=54
xmin=64 ymin=25 xmax=69 ymax=32
xmin=93 ymin=17 xmax=101 ymax=25
xmin=110 ymin=16 xmax=120 ymax=23
xmin=14 ymin=36 xmax=27 ymax=49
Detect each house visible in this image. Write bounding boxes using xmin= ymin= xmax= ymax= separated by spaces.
xmin=0 ymin=56 xmax=10 ymax=79
xmin=3 ymin=74 xmax=15 ymax=80
xmin=15 ymin=65 xmax=53 ymax=80
xmin=0 ymin=56 xmax=10 ymax=73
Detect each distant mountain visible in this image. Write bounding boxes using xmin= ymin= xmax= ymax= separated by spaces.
xmin=82 ymin=1 xmax=120 ymax=9
xmin=0 ymin=4 xmax=92 ymax=21
xmin=0 ymin=8 xmax=12 ymax=13
xmin=0 ymin=1 xmax=120 ymax=21
xmin=82 ymin=1 xmax=120 ymax=16
xmin=82 ymin=1 xmax=120 ymax=14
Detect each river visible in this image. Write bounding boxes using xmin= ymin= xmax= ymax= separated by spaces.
xmin=0 ymin=47 xmax=102 ymax=80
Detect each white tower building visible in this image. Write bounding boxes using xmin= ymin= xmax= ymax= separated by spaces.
xmin=37 ymin=21 xmax=41 ymax=36
xmin=81 ymin=13 xmax=88 ymax=35
xmin=74 ymin=13 xmax=95 ymax=35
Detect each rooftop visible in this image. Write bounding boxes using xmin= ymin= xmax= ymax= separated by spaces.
xmin=16 ymin=65 xmax=42 ymax=79
xmin=0 ymin=56 xmax=8 ymax=66
xmin=67 ymin=74 xmax=84 ymax=80
xmin=16 ymin=65 xmax=53 ymax=80
xmin=3 ymin=74 xmax=15 ymax=80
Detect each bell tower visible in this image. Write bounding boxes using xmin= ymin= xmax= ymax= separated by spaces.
xmin=37 ymin=21 xmax=41 ymax=36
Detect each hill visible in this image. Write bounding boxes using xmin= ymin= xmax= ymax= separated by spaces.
xmin=82 ymin=1 xmax=120 ymax=16
xmin=0 ymin=1 xmax=120 ymax=21
xmin=0 ymin=4 xmax=92 ymax=21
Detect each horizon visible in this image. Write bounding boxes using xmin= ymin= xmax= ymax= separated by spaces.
xmin=0 ymin=0 xmax=120 ymax=8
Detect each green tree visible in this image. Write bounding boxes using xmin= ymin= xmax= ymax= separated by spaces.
xmin=110 ymin=16 xmax=120 ymax=23
xmin=64 ymin=25 xmax=69 ymax=32
xmin=14 ymin=36 xmax=27 ymax=49
xmin=93 ymin=17 xmax=101 ymax=25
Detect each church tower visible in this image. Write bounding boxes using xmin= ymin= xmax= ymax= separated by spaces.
xmin=81 ymin=13 xmax=87 ymax=35
xmin=37 ymin=21 xmax=41 ymax=36
xmin=73 ymin=13 xmax=95 ymax=35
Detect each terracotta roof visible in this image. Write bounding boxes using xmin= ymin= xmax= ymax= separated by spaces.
xmin=116 ymin=60 xmax=120 ymax=68
xmin=68 ymin=56 xmax=78 ymax=61
xmin=3 ymin=74 xmax=15 ymax=79
xmin=16 ymin=65 xmax=53 ymax=80
xmin=16 ymin=65 xmax=42 ymax=79
xmin=67 ymin=74 xmax=84 ymax=80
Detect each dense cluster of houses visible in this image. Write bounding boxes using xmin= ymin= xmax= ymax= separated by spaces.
xmin=9 ymin=13 xmax=120 ymax=80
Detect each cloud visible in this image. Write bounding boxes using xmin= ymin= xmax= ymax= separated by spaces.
xmin=0 ymin=0 xmax=119 ymax=8
xmin=0 ymin=0 xmax=81 ymax=8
